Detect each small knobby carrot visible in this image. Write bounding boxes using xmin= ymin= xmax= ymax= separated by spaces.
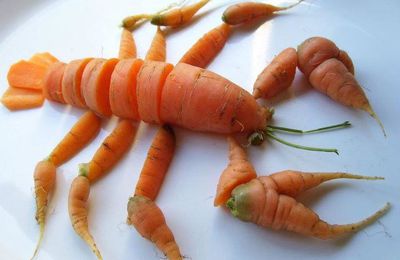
xmin=79 ymin=120 xmax=137 ymax=183
xmin=226 ymin=172 xmax=390 ymax=239
xmin=135 ymin=125 xmax=176 ymax=201
xmin=151 ymin=0 xmax=210 ymax=27
xmin=214 ymin=137 xmax=256 ymax=206
xmin=179 ymin=23 xmax=232 ymax=68
xmin=253 ymin=47 xmax=297 ymax=99
xmin=145 ymin=27 xmax=166 ymax=62
xmin=119 ymin=28 xmax=137 ymax=59
xmin=68 ymin=175 xmax=102 ymax=260
xmin=1 ymin=87 xmax=44 ymax=110
xmin=127 ymin=195 xmax=182 ymax=260
xmin=222 ymin=0 xmax=303 ymax=25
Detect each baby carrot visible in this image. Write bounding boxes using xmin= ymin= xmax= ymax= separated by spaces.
xmin=145 ymin=27 xmax=166 ymax=62
xmin=119 ymin=28 xmax=137 ymax=59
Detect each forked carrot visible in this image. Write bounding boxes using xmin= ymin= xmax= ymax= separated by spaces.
xmin=151 ymin=0 xmax=210 ymax=27
xmin=222 ymin=0 xmax=303 ymax=25
xmin=68 ymin=175 xmax=102 ymax=260
xmin=145 ymin=27 xmax=166 ymax=62
xmin=214 ymin=137 xmax=256 ymax=206
xmin=1 ymin=87 xmax=44 ymax=110
xmin=135 ymin=125 xmax=176 ymax=201
xmin=119 ymin=28 xmax=137 ymax=59
xmin=179 ymin=23 xmax=231 ymax=68
xmin=127 ymin=195 xmax=182 ymax=260
xmin=253 ymin=47 xmax=297 ymax=99
xmin=7 ymin=60 xmax=48 ymax=90
xmin=43 ymin=62 xmax=67 ymax=103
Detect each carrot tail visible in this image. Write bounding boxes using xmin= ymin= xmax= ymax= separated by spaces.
xmin=364 ymin=104 xmax=386 ymax=137
xmin=277 ymin=0 xmax=305 ymax=11
xmin=312 ymin=202 xmax=391 ymax=239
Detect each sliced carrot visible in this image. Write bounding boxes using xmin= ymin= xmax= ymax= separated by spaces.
xmin=30 ymin=52 xmax=59 ymax=68
xmin=136 ymin=60 xmax=174 ymax=124
xmin=43 ymin=62 xmax=67 ymax=103
xmin=62 ymin=58 xmax=93 ymax=108
xmin=1 ymin=87 xmax=44 ymax=110
xmin=109 ymin=59 xmax=143 ymax=120
xmin=81 ymin=58 xmax=119 ymax=117
xmin=7 ymin=60 xmax=48 ymax=90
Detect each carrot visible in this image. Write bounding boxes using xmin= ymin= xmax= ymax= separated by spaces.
xmin=62 ymin=58 xmax=93 ymax=108
xmin=81 ymin=58 xmax=119 ymax=117
xmin=338 ymin=49 xmax=355 ymax=75
xmin=151 ymin=0 xmax=210 ymax=27
xmin=48 ymin=111 xmax=102 ymax=167
xmin=1 ymin=87 xmax=44 ymax=110
xmin=127 ymin=195 xmax=182 ymax=260
xmin=253 ymin=47 xmax=297 ymax=99
xmin=145 ymin=27 xmax=166 ymax=62
xmin=214 ymin=137 xmax=256 ymax=206
xmin=7 ymin=60 xmax=48 ymax=90
xmin=29 ymin=52 xmax=59 ymax=68
xmin=179 ymin=23 xmax=232 ymax=68
xmin=160 ymin=62 xmax=270 ymax=134
xmin=308 ymin=58 xmax=385 ymax=135
xmin=68 ymin=175 xmax=102 ymax=259
xmin=79 ymin=120 xmax=136 ymax=183
xmin=135 ymin=125 xmax=176 ymax=201
xmin=226 ymin=174 xmax=390 ymax=239
xmin=222 ymin=0 xmax=303 ymax=25
xmin=31 ymin=159 xmax=56 ymax=259
xmin=119 ymin=28 xmax=137 ymax=59
xmin=43 ymin=62 xmax=67 ymax=103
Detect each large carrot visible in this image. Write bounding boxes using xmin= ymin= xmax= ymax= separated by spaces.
xmin=214 ymin=137 xmax=256 ymax=206
xmin=127 ymin=195 xmax=182 ymax=260
xmin=151 ymin=0 xmax=210 ymax=27
xmin=145 ymin=27 xmax=166 ymax=62
xmin=68 ymin=175 xmax=102 ymax=259
xmin=222 ymin=0 xmax=303 ymax=25
xmin=1 ymin=87 xmax=44 ymax=110
xmin=179 ymin=23 xmax=232 ymax=68
xmin=119 ymin=28 xmax=137 ymax=59
xmin=253 ymin=47 xmax=297 ymax=99
xmin=227 ymin=178 xmax=390 ymax=239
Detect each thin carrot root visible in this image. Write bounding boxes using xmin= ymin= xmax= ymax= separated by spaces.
xmin=69 ymin=176 xmax=102 ymax=260
xmin=364 ymin=104 xmax=387 ymax=137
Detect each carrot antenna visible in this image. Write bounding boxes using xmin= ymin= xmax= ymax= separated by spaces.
xmin=267 ymin=121 xmax=351 ymax=135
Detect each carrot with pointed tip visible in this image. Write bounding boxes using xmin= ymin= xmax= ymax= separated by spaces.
xmin=253 ymin=47 xmax=297 ymax=99
xmin=119 ymin=28 xmax=137 ymax=59
xmin=145 ymin=27 xmax=166 ymax=62
xmin=179 ymin=23 xmax=231 ymax=68
xmin=222 ymin=0 xmax=303 ymax=25
xmin=127 ymin=195 xmax=182 ymax=260
xmin=214 ymin=136 xmax=256 ymax=206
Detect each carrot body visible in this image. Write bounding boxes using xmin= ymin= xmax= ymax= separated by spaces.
xmin=7 ymin=60 xmax=48 ymax=90
xmin=151 ymin=0 xmax=210 ymax=27
xmin=127 ymin=195 xmax=182 ymax=260
xmin=338 ymin=49 xmax=355 ymax=75
xmin=68 ymin=175 xmax=102 ymax=259
xmin=179 ymin=23 xmax=231 ymax=68
xmin=80 ymin=120 xmax=136 ymax=183
xmin=145 ymin=27 xmax=166 ymax=62
xmin=81 ymin=58 xmax=119 ymax=117
xmin=1 ymin=87 xmax=44 ymax=110
xmin=214 ymin=137 xmax=256 ymax=206
xmin=253 ymin=47 xmax=297 ymax=99
xmin=48 ymin=111 xmax=102 ymax=167
xmin=43 ymin=62 xmax=67 ymax=103
xmin=29 ymin=52 xmax=59 ymax=68
xmin=135 ymin=125 xmax=176 ymax=201
xmin=119 ymin=28 xmax=137 ymax=59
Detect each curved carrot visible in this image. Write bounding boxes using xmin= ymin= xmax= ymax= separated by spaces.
xmin=214 ymin=137 xmax=256 ymax=206
xmin=43 ymin=62 xmax=67 ymax=103
xmin=222 ymin=0 xmax=303 ymax=25
xmin=135 ymin=125 xmax=176 ymax=201
xmin=145 ymin=27 xmax=166 ymax=62
xmin=179 ymin=23 xmax=231 ymax=68
xmin=68 ymin=175 xmax=102 ymax=259
xmin=8 ymin=60 xmax=48 ymax=90
xmin=119 ymin=28 xmax=137 ymax=59
xmin=127 ymin=195 xmax=182 ymax=260
xmin=1 ymin=87 xmax=44 ymax=110
xmin=253 ymin=47 xmax=297 ymax=99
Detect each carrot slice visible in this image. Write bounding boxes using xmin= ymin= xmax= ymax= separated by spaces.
xmin=81 ymin=58 xmax=119 ymax=117
xmin=109 ymin=59 xmax=143 ymax=120
xmin=136 ymin=60 xmax=174 ymax=124
xmin=62 ymin=58 xmax=93 ymax=108
xmin=30 ymin=53 xmax=59 ymax=68
xmin=1 ymin=87 xmax=44 ymax=110
xmin=43 ymin=62 xmax=67 ymax=103
xmin=7 ymin=60 xmax=48 ymax=90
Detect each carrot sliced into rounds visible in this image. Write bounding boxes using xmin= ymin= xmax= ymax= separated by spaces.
xmin=43 ymin=62 xmax=67 ymax=103
xmin=7 ymin=60 xmax=48 ymax=90
xmin=29 ymin=52 xmax=59 ymax=68
xmin=1 ymin=87 xmax=44 ymax=110
xmin=109 ymin=59 xmax=143 ymax=120
xmin=145 ymin=27 xmax=166 ymax=62
xmin=136 ymin=61 xmax=174 ymax=124
xmin=119 ymin=28 xmax=137 ymax=59
xmin=62 ymin=58 xmax=93 ymax=108
xmin=81 ymin=58 xmax=119 ymax=117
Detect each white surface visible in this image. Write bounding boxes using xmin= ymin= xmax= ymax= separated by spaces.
xmin=0 ymin=0 xmax=399 ymax=259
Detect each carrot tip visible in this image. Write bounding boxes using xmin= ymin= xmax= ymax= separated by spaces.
xmin=364 ymin=105 xmax=386 ymax=137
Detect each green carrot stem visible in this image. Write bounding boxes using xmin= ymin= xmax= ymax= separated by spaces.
xmin=267 ymin=121 xmax=351 ymax=135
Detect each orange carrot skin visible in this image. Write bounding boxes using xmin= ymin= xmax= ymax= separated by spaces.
xmin=338 ymin=50 xmax=355 ymax=75
xmin=135 ymin=125 xmax=175 ymax=201
xmin=253 ymin=47 xmax=297 ymax=99
xmin=179 ymin=23 xmax=231 ymax=69
xmin=1 ymin=87 xmax=44 ymax=110
xmin=119 ymin=28 xmax=137 ymax=59
xmin=127 ymin=195 xmax=182 ymax=260
xmin=222 ymin=2 xmax=281 ymax=25
xmin=48 ymin=111 xmax=102 ymax=167
xmin=7 ymin=60 xmax=48 ymax=90
xmin=34 ymin=160 xmax=56 ymax=225
xmin=145 ymin=27 xmax=166 ymax=62
xmin=214 ymin=137 xmax=256 ymax=206
xmin=43 ymin=62 xmax=67 ymax=103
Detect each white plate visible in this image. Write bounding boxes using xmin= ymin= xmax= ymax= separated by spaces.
xmin=0 ymin=0 xmax=399 ymax=259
